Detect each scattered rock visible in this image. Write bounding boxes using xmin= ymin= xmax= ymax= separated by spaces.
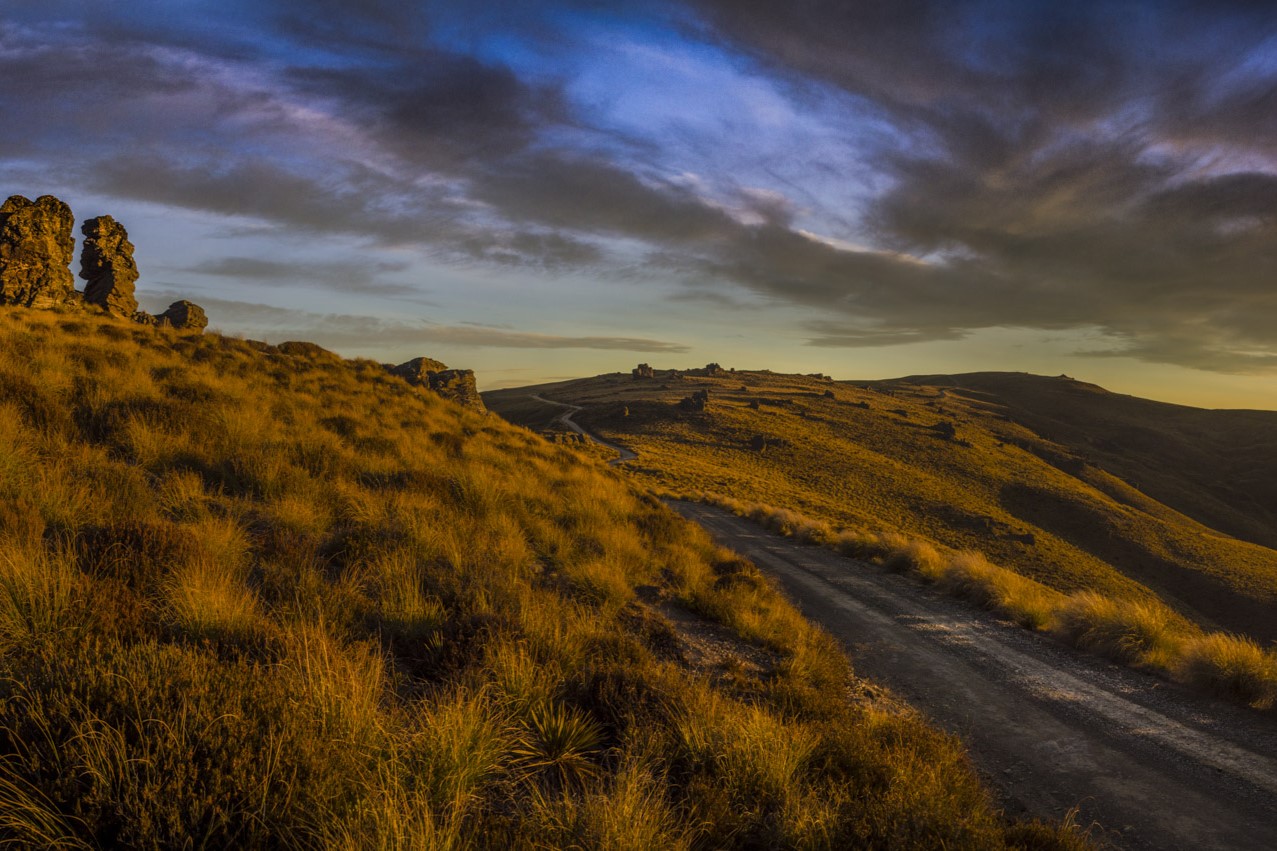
xmin=632 ymin=363 xmax=656 ymax=379
xmin=748 ymin=435 xmax=788 ymax=452
xmin=0 ymin=194 xmax=77 ymax=307
xmin=823 ymin=389 xmax=836 ymax=398
xmin=389 ymin=357 xmax=486 ymax=412
xmin=748 ymin=399 xmax=760 ymax=410
xmin=156 ymin=300 xmax=208 ymax=332
xmin=79 ymin=215 xmax=139 ymax=314
xmin=930 ymin=420 xmax=958 ymax=440
xmin=679 ymin=389 xmax=711 ymax=412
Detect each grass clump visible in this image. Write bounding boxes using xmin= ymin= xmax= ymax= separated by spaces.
xmin=0 ymin=307 xmax=1084 ymax=848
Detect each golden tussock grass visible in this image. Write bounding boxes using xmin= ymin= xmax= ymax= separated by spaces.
xmin=0 ymin=307 xmax=1086 ymax=848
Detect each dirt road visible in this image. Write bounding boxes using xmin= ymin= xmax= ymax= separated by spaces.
xmin=528 ymin=394 xmax=637 ymax=464
xmin=673 ymin=501 xmax=1277 ymax=851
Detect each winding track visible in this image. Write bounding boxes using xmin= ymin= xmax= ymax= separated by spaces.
xmin=675 ymin=501 xmax=1277 ymax=851
xmin=523 ymin=393 xmax=1277 ymax=848
xmin=528 ymin=394 xmax=637 ymax=464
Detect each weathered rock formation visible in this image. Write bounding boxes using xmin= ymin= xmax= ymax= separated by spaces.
xmin=389 ymin=357 xmax=486 ymax=412
xmin=704 ymin=362 xmax=726 ymax=376
xmin=390 ymin=357 xmax=449 ymax=383
xmin=155 ymin=300 xmax=208 ymax=332
xmin=632 ymin=363 xmax=656 ymax=379
xmin=0 ymin=195 xmax=77 ymax=307
xmin=80 ymin=215 xmax=139 ymax=314
xmin=679 ymin=389 xmax=711 ymax=412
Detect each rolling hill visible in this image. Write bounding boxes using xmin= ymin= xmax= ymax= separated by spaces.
xmin=0 ymin=308 xmax=1081 ymax=849
xmin=485 ymin=367 xmax=1277 ymax=648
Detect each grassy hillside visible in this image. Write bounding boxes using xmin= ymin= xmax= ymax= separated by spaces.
xmin=888 ymin=372 xmax=1277 ymax=550
xmin=484 ymin=369 xmax=1277 ymax=650
xmin=0 ymin=308 xmax=1081 ymax=849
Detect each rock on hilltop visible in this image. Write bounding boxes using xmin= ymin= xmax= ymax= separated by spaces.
xmin=156 ymin=300 xmax=208 ymax=332
xmin=1 ymin=192 xmax=209 ymax=331
xmin=0 ymin=195 xmax=77 ymax=307
xmin=389 ymin=357 xmax=486 ymax=412
xmin=80 ymin=215 xmax=139 ymax=315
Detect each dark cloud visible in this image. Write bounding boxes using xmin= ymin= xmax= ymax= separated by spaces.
xmin=671 ymin=0 xmax=1277 ymax=371
xmin=7 ymin=2 xmax=1277 ymax=375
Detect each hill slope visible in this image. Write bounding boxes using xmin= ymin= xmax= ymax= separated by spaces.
xmin=485 ymin=368 xmax=1277 ymax=646
xmin=0 ymin=309 xmax=1080 ymax=849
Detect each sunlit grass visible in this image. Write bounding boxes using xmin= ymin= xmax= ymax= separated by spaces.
xmin=0 ymin=306 xmax=1084 ymax=848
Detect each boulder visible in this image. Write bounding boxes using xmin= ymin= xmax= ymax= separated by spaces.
xmin=748 ymin=435 xmax=788 ymax=452
xmin=632 ymin=362 xmax=656 ymax=379
xmin=156 ymin=300 xmax=208 ymax=332
xmin=389 ymin=357 xmax=486 ymax=412
xmin=0 ymin=194 xmax=77 ymax=307
xmin=704 ymin=362 xmax=726 ymax=376
xmin=389 ymin=356 xmax=450 ymax=384
xmin=275 ymin=341 xmax=338 ymax=360
xmin=678 ymin=389 xmax=711 ymax=412
xmin=80 ymin=215 xmax=139 ymax=314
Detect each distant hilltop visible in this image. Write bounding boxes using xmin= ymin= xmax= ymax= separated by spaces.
xmin=0 ymin=193 xmax=207 ymax=331
xmin=0 ymin=192 xmax=486 ymax=413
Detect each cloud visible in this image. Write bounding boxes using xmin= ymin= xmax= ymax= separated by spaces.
xmin=183 ymin=256 xmax=419 ymax=296
xmin=138 ymin=293 xmax=689 ymax=354
xmin=7 ymin=3 xmax=1277 ymax=375
xmin=670 ymin=0 xmax=1277 ymax=371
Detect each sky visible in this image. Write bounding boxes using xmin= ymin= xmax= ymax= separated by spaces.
xmin=3 ymin=1 xmax=1276 ymax=408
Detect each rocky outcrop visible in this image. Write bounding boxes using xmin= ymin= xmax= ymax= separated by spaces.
xmin=390 ymin=357 xmax=449 ymax=384
xmin=632 ymin=363 xmax=656 ymax=379
xmin=80 ymin=215 xmax=139 ymax=314
xmin=679 ymin=389 xmax=710 ymax=412
xmin=0 ymin=194 xmax=77 ymax=307
xmin=704 ymin=362 xmax=726 ymax=376
xmin=389 ymin=357 xmax=486 ymax=412
xmin=156 ymin=300 xmax=208 ymax=332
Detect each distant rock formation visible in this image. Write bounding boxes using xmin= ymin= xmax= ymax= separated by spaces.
xmin=0 ymin=194 xmax=77 ymax=307
xmin=80 ymin=215 xmax=139 ymax=314
xmin=704 ymin=362 xmax=726 ymax=376
xmin=156 ymin=300 xmax=208 ymax=332
xmin=679 ymin=388 xmax=710 ymax=412
xmin=632 ymin=363 xmax=656 ymax=379
xmin=748 ymin=435 xmax=788 ymax=452
xmin=389 ymin=357 xmax=486 ymax=412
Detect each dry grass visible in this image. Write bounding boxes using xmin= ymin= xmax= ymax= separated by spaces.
xmin=0 ymin=307 xmax=1083 ymax=848
xmin=701 ymin=493 xmax=1277 ymax=711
